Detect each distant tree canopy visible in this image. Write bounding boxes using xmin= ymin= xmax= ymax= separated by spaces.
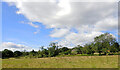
xmin=2 ymin=49 xmax=14 ymax=58
xmin=14 ymin=51 xmax=22 ymax=57
xmin=2 ymin=33 xmax=120 ymax=58
xmin=73 ymin=45 xmax=83 ymax=54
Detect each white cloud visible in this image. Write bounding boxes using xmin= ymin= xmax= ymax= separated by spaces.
xmin=21 ymin=21 xmax=39 ymax=28
xmin=60 ymin=31 xmax=102 ymax=47
xmin=50 ymin=28 xmax=70 ymax=37
xmin=21 ymin=21 xmax=40 ymax=34
xmin=94 ymin=17 xmax=118 ymax=31
xmin=3 ymin=0 xmax=118 ymax=47
xmin=56 ymin=0 xmax=71 ymax=16
xmin=28 ymin=22 xmax=39 ymax=28
xmin=0 ymin=42 xmax=36 ymax=51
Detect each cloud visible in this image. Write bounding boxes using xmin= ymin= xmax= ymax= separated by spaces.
xmin=21 ymin=21 xmax=40 ymax=34
xmin=0 ymin=42 xmax=35 ymax=51
xmin=28 ymin=22 xmax=39 ymax=28
xmin=94 ymin=17 xmax=118 ymax=31
xmin=50 ymin=28 xmax=70 ymax=37
xmin=21 ymin=21 xmax=39 ymax=28
xmin=58 ymin=31 xmax=103 ymax=47
xmin=3 ymin=0 xmax=118 ymax=47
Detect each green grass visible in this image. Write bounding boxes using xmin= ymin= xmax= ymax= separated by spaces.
xmin=56 ymin=54 xmax=99 ymax=57
xmin=0 ymin=58 xmax=2 ymax=69
xmin=2 ymin=55 xmax=118 ymax=68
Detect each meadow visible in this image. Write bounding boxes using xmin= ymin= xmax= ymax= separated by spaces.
xmin=2 ymin=55 xmax=118 ymax=68
xmin=0 ymin=59 xmax=2 ymax=69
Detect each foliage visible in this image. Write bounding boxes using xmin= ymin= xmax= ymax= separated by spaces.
xmin=2 ymin=33 xmax=120 ymax=58
xmin=93 ymin=33 xmax=119 ymax=55
xmin=72 ymin=45 xmax=83 ymax=54
xmin=2 ymin=49 xmax=14 ymax=58
xmin=14 ymin=51 xmax=22 ymax=57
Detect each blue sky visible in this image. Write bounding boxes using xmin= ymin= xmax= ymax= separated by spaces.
xmin=2 ymin=2 xmax=60 ymax=49
xmin=1 ymin=1 xmax=118 ymax=51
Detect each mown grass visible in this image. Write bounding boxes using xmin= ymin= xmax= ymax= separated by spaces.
xmin=2 ymin=55 xmax=118 ymax=68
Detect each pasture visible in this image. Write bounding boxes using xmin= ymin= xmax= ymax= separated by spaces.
xmin=2 ymin=55 xmax=118 ymax=68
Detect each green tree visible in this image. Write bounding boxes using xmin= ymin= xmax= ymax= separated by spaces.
xmin=0 ymin=51 xmax=2 ymax=58
xmin=48 ymin=42 xmax=59 ymax=57
xmin=110 ymin=42 xmax=119 ymax=53
xmin=2 ymin=49 xmax=14 ymax=58
xmin=84 ymin=44 xmax=93 ymax=54
xmin=48 ymin=47 xmax=56 ymax=57
xmin=61 ymin=47 xmax=69 ymax=52
xmin=22 ymin=50 xmax=29 ymax=56
xmin=94 ymin=33 xmax=117 ymax=55
xmin=41 ymin=49 xmax=48 ymax=57
xmin=73 ymin=45 xmax=83 ymax=54
xmin=14 ymin=51 xmax=22 ymax=57
xmin=63 ymin=50 xmax=71 ymax=55
xmin=29 ymin=50 xmax=37 ymax=56
xmin=38 ymin=46 xmax=48 ymax=57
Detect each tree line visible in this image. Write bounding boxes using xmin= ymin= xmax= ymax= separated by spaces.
xmin=1 ymin=33 xmax=120 ymax=59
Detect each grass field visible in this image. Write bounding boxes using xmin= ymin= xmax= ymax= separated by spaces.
xmin=0 ymin=59 xmax=2 ymax=69
xmin=2 ymin=55 xmax=118 ymax=68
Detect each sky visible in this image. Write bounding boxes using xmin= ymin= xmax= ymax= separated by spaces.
xmin=0 ymin=0 xmax=119 ymax=51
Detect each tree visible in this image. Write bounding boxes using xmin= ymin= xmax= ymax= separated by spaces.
xmin=48 ymin=42 xmax=59 ymax=57
xmin=48 ymin=47 xmax=56 ymax=57
xmin=40 ymin=46 xmax=44 ymax=51
xmin=22 ymin=50 xmax=29 ymax=56
xmin=71 ymin=49 xmax=78 ymax=55
xmin=29 ymin=50 xmax=37 ymax=56
xmin=83 ymin=44 xmax=93 ymax=54
xmin=102 ymin=48 xmax=108 ymax=55
xmin=73 ymin=45 xmax=83 ymax=54
xmin=110 ymin=42 xmax=119 ymax=53
xmin=94 ymin=33 xmax=117 ymax=55
xmin=0 ymin=51 xmax=2 ymax=58
xmin=61 ymin=47 xmax=69 ymax=52
xmin=49 ymin=42 xmax=59 ymax=50
xmin=38 ymin=46 xmax=49 ymax=57
xmin=41 ymin=49 xmax=48 ymax=57
xmin=14 ymin=51 xmax=22 ymax=57
xmin=2 ymin=49 xmax=14 ymax=58
xmin=63 ymin=50 xmax=71 ymax=55
xmin=94 ymin=42 xmax=102 ymax=55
